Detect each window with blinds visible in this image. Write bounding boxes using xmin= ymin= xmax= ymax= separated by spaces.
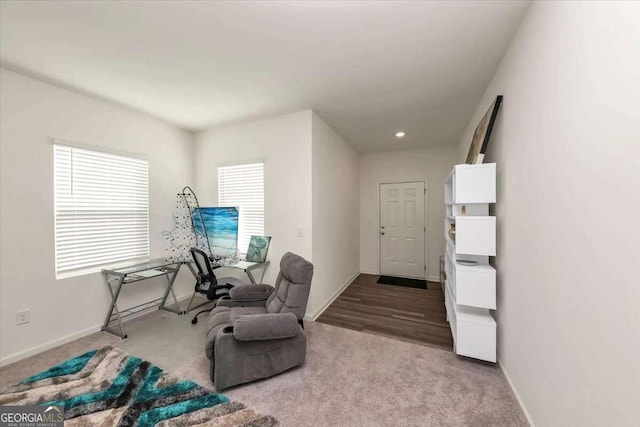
xmin=54 ymin=144 xmax=149 ymax=277
xmin=218 ymin=162 xmax=264 ymax=254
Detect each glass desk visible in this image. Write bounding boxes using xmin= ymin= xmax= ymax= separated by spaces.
xmin=101 ymin=257 xmax=270 ymax=338
xmin=101 ymin=258 xmax=187 ymax=339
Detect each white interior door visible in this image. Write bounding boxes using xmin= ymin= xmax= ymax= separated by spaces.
xmin=380 ymin=182 xmax=426 ymax=278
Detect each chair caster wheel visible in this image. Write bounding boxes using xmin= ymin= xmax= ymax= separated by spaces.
xmin=191 ymin=317 xmax=198 ymax=325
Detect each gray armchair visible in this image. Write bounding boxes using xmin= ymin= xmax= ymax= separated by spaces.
xmin=205 ymin=252 xmax=314 ymax=390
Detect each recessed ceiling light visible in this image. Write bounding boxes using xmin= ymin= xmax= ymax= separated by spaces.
xmin=395 ymin=131 xmax=405 ymax=138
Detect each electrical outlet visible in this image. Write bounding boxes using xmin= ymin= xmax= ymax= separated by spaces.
xmin=16 ymin=309 xmax=30 ymax=325
xmin=296 ymin=227 xmax=304 ymax=237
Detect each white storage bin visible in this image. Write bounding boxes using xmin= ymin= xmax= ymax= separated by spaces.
xmin=455 ymin=309 xmax=496 ymax=363
xmin=445 ymin=283 xmax=496 ymax=362
xmin=455 ymin=216 xmax=496 ymax=256
xmin=454 ymin=263 xmax=496 ymax=309
xmin=452 ymin=163 xmax=496 ymax=204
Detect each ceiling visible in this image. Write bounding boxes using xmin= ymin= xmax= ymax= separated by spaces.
xmin=0 ymin=1 xmax=529 ymax=153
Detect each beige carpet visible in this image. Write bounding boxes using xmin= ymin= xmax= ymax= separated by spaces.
xmin=0 ymin=310 xmax=527 ymax=426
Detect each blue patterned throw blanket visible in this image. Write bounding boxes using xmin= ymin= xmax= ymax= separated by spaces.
xmin=0 ymin=346 xmax=276 ymax=426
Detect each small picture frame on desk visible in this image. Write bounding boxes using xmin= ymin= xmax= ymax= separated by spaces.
xmin=246 ymin=235 xmax=271 ymax=263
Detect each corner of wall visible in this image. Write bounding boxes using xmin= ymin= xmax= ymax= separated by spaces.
xmin=188 ymin=129 xmax=198 ymax=190
xmin=308 ymin=113 xmax=360 ymax=318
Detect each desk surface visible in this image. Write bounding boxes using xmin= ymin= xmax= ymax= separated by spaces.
xmin=102 ymin=258 xmax=183 ymax=275
xmin=102 ymin=257 xmax=268 ymax=275
xmin=215 ymin=259 xmax=268 ymax=270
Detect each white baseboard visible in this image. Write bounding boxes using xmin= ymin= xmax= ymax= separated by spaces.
xmin=306 ymin=271 xmax=360 ymax=321
xmin=0 ymin=291 xmax=195 ymax=368
xmin=427 ymin=275 xmax=440 ymax=282
xmin=0 ymin=324 xmax=103 ymax=368
xmin=498 ymin=356 xmax=535 ymax=426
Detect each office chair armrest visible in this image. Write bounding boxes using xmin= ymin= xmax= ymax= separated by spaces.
xmin=229 ymin=284 xmax=274 ymax=302
xmin=233 ymin=312 xmax=299 ymax=341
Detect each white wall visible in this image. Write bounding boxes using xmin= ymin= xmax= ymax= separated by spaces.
xmin=456 ymin=2 xmax=640 ymax=426
xmin=0 ymin=69 xmax=194 ymax=364
xmin=360 ymin=145 xmax=458 ymax=280
xmin=310 ymin=112 xmax=360 ymax=318
xmin=193 ymin=111 xmax=313 ymax=287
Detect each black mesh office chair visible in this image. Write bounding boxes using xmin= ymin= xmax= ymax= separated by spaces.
xmin=189 ymin=248 xmax=235 ymax=324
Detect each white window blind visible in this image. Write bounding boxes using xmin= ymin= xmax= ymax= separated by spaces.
xmin=54 ymin=144 xmax=149 ymax=277
xmin=218 ymin=162 xmax=264 ymax=254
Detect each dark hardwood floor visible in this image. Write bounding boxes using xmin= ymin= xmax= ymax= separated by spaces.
xmin=316 ymin=274 xmax=453 ymax=350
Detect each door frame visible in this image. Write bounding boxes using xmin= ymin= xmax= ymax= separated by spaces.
xmin=377 ymin=180 xmax=429 ymax=279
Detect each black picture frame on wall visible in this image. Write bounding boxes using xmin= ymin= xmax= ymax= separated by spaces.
xmin=465 ymin=95 xmax=503 ymax=164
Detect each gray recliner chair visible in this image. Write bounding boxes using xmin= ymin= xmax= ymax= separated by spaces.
xmin=205 ymin=252 xmax=314 ymax=390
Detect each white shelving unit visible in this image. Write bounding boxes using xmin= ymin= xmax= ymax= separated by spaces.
xmin=444 ymin=163 xmax=497 ymax=362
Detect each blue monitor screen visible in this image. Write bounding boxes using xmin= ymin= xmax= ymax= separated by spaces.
xmin=192 ymin=207 xmax=238 ymax=258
